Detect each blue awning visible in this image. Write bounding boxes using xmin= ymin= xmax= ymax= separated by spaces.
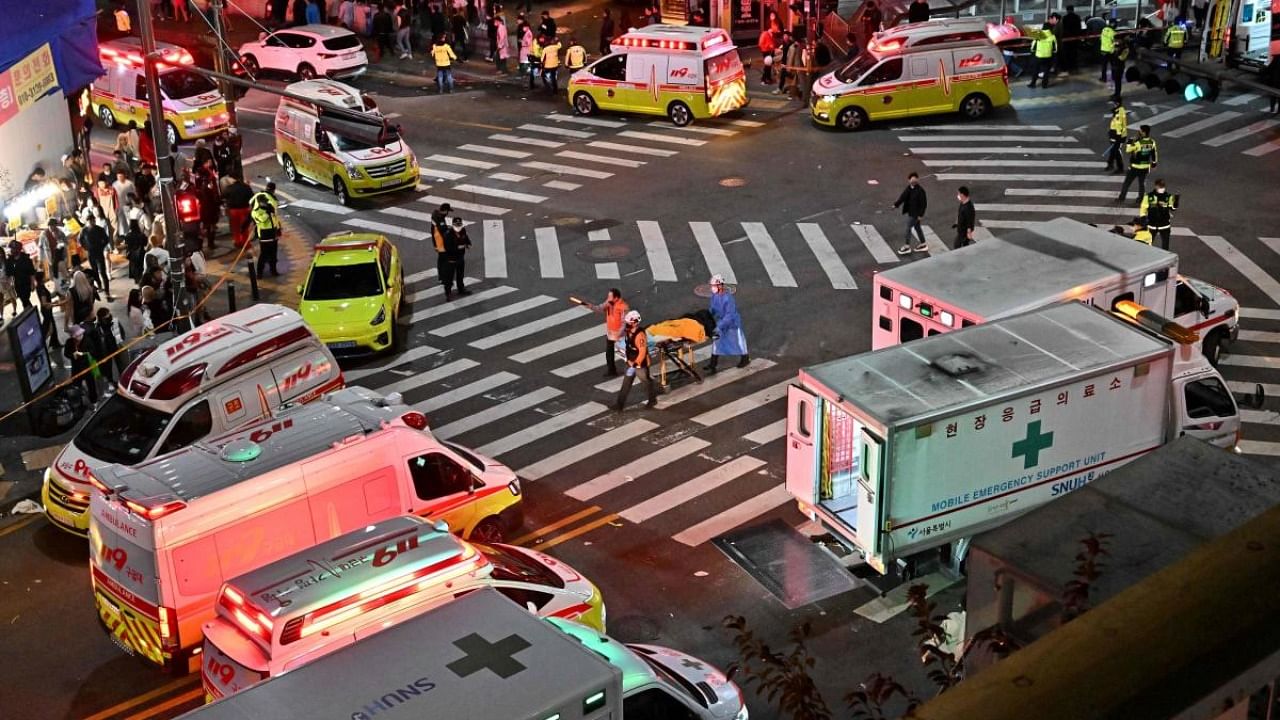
xmin=0 ymin=0 xmax=104 ymax=94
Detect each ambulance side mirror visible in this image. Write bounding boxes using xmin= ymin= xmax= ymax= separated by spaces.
xmin=1198 ymin=296 xmax=1210 ymax=317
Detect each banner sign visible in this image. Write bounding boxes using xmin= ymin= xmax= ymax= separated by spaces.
xmin=0 ymin=44 xmax=60 ymax=128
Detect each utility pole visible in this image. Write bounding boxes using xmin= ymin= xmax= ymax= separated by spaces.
xmin=211 ymin=0 xmax=238 ymax=128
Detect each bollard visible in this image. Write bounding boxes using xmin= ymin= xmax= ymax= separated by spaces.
xmin=226 ymin=281 xmax=237 ymax=313
xmin=247 ymin=261 xmax=260 ymax=301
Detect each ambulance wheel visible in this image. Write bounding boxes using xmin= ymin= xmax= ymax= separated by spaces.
xmin=98 ymin=105 xmax=117 ymax=129
xmin=470 ymin=517 xmax=506 ymax=543
xmin=960 ymin=93 xmax=992 ymax=120
xmin=282 ymin=154 xmax=299 ymax=183
xmin=297 ymin=63 xmax=318 ymax=80
xmin=573 ymin=91 xmax=597 ymax=116
xmin=837 ymin=107 xmax=867 ymax=131
xmin=668 ymin=101 xmax=693 ymax=127
xmin=333 ymin=177 xmax=351 ymax=206
xmin=240 ymin=54 xmax=259 ymax=75
xmin=1203 ymin=328 xmax=1226 ymax=367
xmin=164 ymin=122 xmax=179 ymax=148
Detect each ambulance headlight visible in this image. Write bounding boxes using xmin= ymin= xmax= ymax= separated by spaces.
xmin=183 ymin=119 xmax=196 ymax=128
xmin=345 ymin=162 xmax=360 ymax=179
xmin=821 ymin=94 xmax=837 ymax=104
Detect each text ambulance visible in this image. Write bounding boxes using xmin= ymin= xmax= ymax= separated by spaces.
xmin=568 ymin=24 xmax=748 ymax=126
xmin=88 ymin=387 xmax=523 ymax=672
xmin=92 ymin=38 xmax=230 ymax=147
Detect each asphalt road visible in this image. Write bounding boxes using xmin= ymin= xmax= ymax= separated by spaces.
xmin=2 ymin=64 xmax=1278 ymax=720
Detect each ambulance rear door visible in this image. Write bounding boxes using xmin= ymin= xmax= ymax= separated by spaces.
xmin=666 ymin=53 xmax=701 ymax=97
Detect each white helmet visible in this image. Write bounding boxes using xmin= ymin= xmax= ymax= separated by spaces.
xmin=709 ymin=274 xmax=725 ymax=286
xmin=624 ymin=310 xmax=642 ymax=324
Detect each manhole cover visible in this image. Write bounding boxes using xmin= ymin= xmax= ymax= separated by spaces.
xmin=719 ymin=177 xmax=747 ymax=187
xmin=586 ymin=243 xmax=633 ymax=260
xmin=693 ymin=283 xmax=737 ymax=298
xmin=610 ymin=615 xmax=661 ymax=642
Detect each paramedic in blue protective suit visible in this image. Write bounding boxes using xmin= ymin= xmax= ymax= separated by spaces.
xmin=703 ymin=274 xmax=750 ymax=373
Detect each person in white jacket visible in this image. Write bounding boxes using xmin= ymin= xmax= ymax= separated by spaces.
xmin=494 ymin=11 xmax=510 ymax=73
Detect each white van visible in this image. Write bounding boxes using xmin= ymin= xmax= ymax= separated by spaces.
xmin=92 ymin=38 xmax=230 ymax=147
xmin=44 ymin=304 xmax=342 ymax=536
xmin=88 ymin=387 xmax=524 ymax=672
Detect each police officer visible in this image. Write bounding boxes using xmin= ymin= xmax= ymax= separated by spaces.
xmin=430 ymin=204 xmax=455 ymax=299
xmin=1140 ymin=179 xmax=1177 ymax=250
xmin=1117 ymin=124 xmax=1158 ymax=204
xmin=1099 ymin=18 xmax=1117 ymax=82
xmin=1164 ymin=20 xmax=1187 ymax=60
xmin=445 ymin=217 xmax=472 ymax=298
xmin=250 ymin=182 xmax=281 ymax=277
xmin=616 ymin=310 xmax=657 ymax=411
xmin=1028 ymin=23 xmax=1057 ymax=88
xmin=1105 ymin=99 xmax=1127 ymax=173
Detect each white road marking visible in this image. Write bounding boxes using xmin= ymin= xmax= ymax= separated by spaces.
xmin=692 ymin=379 xmax=791 ymax=426
xmin=1242 ymin=306 xmax=1280 ymax=321
xmin=797 ymin=223 xmax=857 ymax=289
xmin=617 ymin=130 xmax=707 ymax=146
xmin=544 ymin=112 xmax=627 ymax=128
xmin=1004 ymin=188 xmax=1119 ymax=197
xmin=419 ymin=194 xmax=509 ymax=215
xmin=475 ymin=402 xmax=607 ymax=458
xmin=556 ymin=150 xmax=647 ymax=168
xmin=405 ymin=269 xmax=438 ymax=285
xmin=343 ymin=219 xmax=428 ymax=240
xmin=689 ymin=222 xmax=737 ymax=284
xmin=552 ymin=353 xmax=607 ymax=379
xmin=1203 ymin=118 xmax=1280 ymax=146
xmin=433 ymin=386 xmax=563 ymax=440
xmin=725 ymin=118 xmax=765 ymax=127
xmin=922 ymin=224 xmax=949 ymax=254
xmin=420 ymin=167 xmax=467 ymax=181
xmin=519 ymin=161 xmax=614 ymax=179
xmin=518 ymin=123 xmax=594 ymax=138
xmin=426 ymin=154 xmax=500 ymax=169
xmin=519 ymin=420 xmax=659 ymax=481
xmin=1140 ymin=104 xmax=1201 ymax=126
xmin=483 ymin=219 xmax=506 ymax=278
xmin=241 ymin=151 xmax=275 ymax=165
xmin=1244 ymin=137 xmax=1280 ymax=156
xmin=920 ymin=159 xmax=1102 ymax=167
xmin=453 ymin=183 xmax=548 ymax=203
xmin=430 ymin=295 xmax=557 ymax=336
xmin=586 ymin=140 xmax=678 ymax=157
xmin=536 ymin=226 xmax=565 ymax=278
xmin=382 ymin=206 xmax=437 ymax=223
xmin=488 ymin=133 xmax=565 ymax=148
xmin=471 ymin=307 xmax=593 ymax=350
xmin=344 ymin=345 xmax=440 ymax=382
xmin=285 ymin=199 xmax=353 ymax=214
xmin=376 ymin=358 xmax=479 ymax=397
xmin=851 ymin=224 xmax=899 ymax=265
xmin=899 ymin=124 xmax=1061 ymax=131
xmin=976 ymin=202 xmax=1136 ymax=216
xmin=415 ymin=372 xmax=519 ymax=413
xmin=544 ymin=180 xmax=582 ymax=191
xmin=638 ymin=220 xmax=678 ymax=282
xmin=567 ymin=437 xmax=712 ymax=501
xmin=488 ymin=172 xmax=530 ymax=182
xmin=588 ymin=228 xmax=620 ymax=280
xmin=672 ymin=486 xmax=793 ymax=546
xmin=1223 ymin=92 xmax=1261 ymax=106
xmin=909 ymin=146 xmax=1095 ymax=154
xmin=621 ymin=455 xmax=766 ymax=523
xmin=1239 ymin=441 xmax=1280 ymax=456
xmin=901 ymin=134 xmax=1077 ymax=142
xmin=741 ymin=222 xmax=797 ymax=287
xmin=743 ymin=418 xmax=787 ymax=445
xmin=932 ymin=173 xmax=1124 ymax=182
xmin=1194 ymin=235 xmax=1280 ymax=306
xmin=412 ymin=286 xmax=520 ymax=321
xmin=510 ymin=325 xmax=602 ymax=363
xmin=646 ymin=120 xmax=737 ymax=136
xmin=1221 ymin=354 xmax=1280 ymax=370
xmin=1164 ymin=110 xmax=1242 ymax=138
xmin=457 ymin=143 xmax=532 ymax=159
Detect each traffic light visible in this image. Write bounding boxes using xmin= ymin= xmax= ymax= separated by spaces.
xmin=176 ymin=193 xmax=200 ymax=224
xmin=1184 ymin=78 xmax=1221 ymax=102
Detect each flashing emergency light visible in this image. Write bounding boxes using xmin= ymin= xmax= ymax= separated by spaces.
xmin=176 ymin=193 xmax=201 ymax=224
xmin=1114 ymin=300 xmax=1200 ymax=345
xmin=1184 ymin=78 xmax=1220 ymax=102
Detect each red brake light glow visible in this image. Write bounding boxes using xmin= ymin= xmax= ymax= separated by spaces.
xmin=401 ymin=411 xmax=429 ymax=430
xmin=150 ymin=363 xmax=208 ymax=401
xmin=87 ymin=472 xmax=111 ymax=494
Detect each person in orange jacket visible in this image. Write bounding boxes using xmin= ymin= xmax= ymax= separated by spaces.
xmin=591 ymin=288 xmax=628 ymax=377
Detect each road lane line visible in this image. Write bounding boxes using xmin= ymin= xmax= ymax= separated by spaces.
xmin=535 ymin=226 xmax=565 ymax=278
xmin=519 ymin=420 xmax=660 ymax=481
xmin=488 ymin=172 xmax=530 ymax=182
xmin=908 ymin=146 xmax=1095 ymax=154
xmin=433 ymin=386 xmax=563 ymax=440
xmin=920 ymin=159 xmax=1103 ymax=167
xmin=899 ymin=124 xmax=1061 ymax=130
xmin=471 ymin=307 xmax=593 ymax=349
xmin=567 ymin=437 xmax=712 ymax=501
xmin=453 ymin=183 xmax=548 ymax=203
xmin=405 ymin=268 xmax=437 ymax=285
xmin=537 ymin=513 xmax=621 ymax=550
xmin=552 ymin=353 xmax=606 ymax=378
xmin=1221 ymin=354 xmax=1280 ymax=370
xmin=1243 ymin=137 xmax=1280 ymax=156
xmin=932 ymin=173 xmax=1124 ymax=182
xmin=638 ymin=220 xmax=678 ymax=282
xmin=1196 ymin=235 xmax=1280 ymax=306
xmin=692 ymin=379 xmax=793 ymax=426
xmin=544 ymin=180 xmax=582 ymax=191
xmin=1004 ymin=188 xmax=1119 ymax=197
xmin=456 ymin=143 xmax=532 ymax=159
xmin=617 ymin=130 xmax=707 ymax=146
xmin=545 ymin=112 xmax=627 ymax=127
xmin=1224 ymin=92 xmax=1261 ymax=106
xmin=1238 ymin=330 xmax=1280 ymax=344
xmin=1165 ymin=110 xmax=1241 ymax=138
xmin=518 ymin=123 xmax=594 ymax=138
xmin=483 ymin=219 xmax=506 ymax=278
xmin=420 ymin=167 xmax=467 ymax=180
xmin=431 ymin=296 xmax=557 ymax=336
xmin=1239 ymin=441 xmax=1280 ymax=456
xmin=426 ymin=154 xmax=500 ymax=169
xmin=488 ymin=132 xmax=565 ymax=148
xmin=588 ymin=228 xmax=620 ymax=279
xmin=850 ymin=224 xmax=899 ymax=264
xmin=375 ymin=359 xmax=479 ymax=397
xmin=1140 ymin=104 xmax=1201 ymax=127
xmin=974 ymin=202 xmax=1136 ymax=216
xmin=556 ymin=150 xmax=647 ymax=168
xmin=1243 ymin=307 xmax=1280 ymax=320
xmin=743 ymin=418 xmax=787 ymax=445
xmin=646 ymin=120 xmax=737 ymax=136
xmin=725 ymin=118 xmax=765 ymax=127
xmin=672 ymin=486 xmax=793 ymax=546
xmin=284 ymin=199 xmax=353 ymax=215
xmin=689 ymin=222 xmax=737 ymax=284
xmin=922 ymin=224 xmax=949 ymax=253
xmin=81 ymin=678 xmax=197 ymax=720
xmin=796 ymin=223 xmax=857 ymax=289
xmin=519 ymin=161 xmax=614 ymax=179
xmin=343 ymin=218 xmax=429 ymax=240
xmin=0 ymin=514 xmax=40 ymax=539
xmin=512 ymin=507 xmax=601 ymax=545
xmin=475 ymin=402 xmax=608 ymax=457
xmin=741 ymin=223 xmax=797 ymax=287
xmin=510 ymin=325 xmax=601 ymax=363
xmin=1203 ymin=118 xmax=1280 ymax=146
xmin=412 ymin=286 xmax=519 ymax=321
xmin=415 ymin=372 xmax=519 ymax=413
xmin=344 ymin=345 xmax=441 ymax=382
xmin=900 ymin=134 xmax=1077 ymax=142
xmin=125 ymin=687 xmax=205 ymax=720
xmin=621 ymin=456 xmax=767 ymax=524
xmin=419 ymin=194 xmax=509 ymax=215
xmin=586 ymin=140 xmax=679 ymax=157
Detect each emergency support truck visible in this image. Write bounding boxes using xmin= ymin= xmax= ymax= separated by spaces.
xmin=88 ymin=387 xmax=523 ymax=672
xmin=275 ymin=80 xmax=419 ymax=206
xmin=92 ymin=38 xmax=230 ymax=147
xmin=201 ymin=516 xmax=605 ymax=700
xmin=568 ymin=25 xmax=748 ymax=126
xmin=871 ymin=218 xmax=1240 ymax=365
xmin=44 ymin=304 xmax=342 ymax=536
xmin=810 ymin=18 xmax=1010 ymax=130
xmin=181 ymin=589 xmax=624 ymax=720
xmin=785 ymin=301 xmax=1249 ymax=576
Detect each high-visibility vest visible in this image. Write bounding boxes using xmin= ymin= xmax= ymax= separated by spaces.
xmin=1100 ymin=26 xmax=1116 ymax=54
xmin=1109 ymin=107 xmax=1127 ymax=137
xmin=624 ymin=326 xmax=649 ymax=367
xmin=432 ymin=43 xmax=455 ymax=67
xmin=249 ymin=192 xmax=280 ymax=234
xmin=1032 ymin=31 xmax=1057 ymax=58
xmin=542 ymin=42 xmax=561 ymax=68
xmin=1133 ymin=228 xmax=1153 ymax=245
xmin=1165 ymin=25 xmax=1186 ymax=49
xmin=1126 ymin=136 xmax=1158 ymax=168
xmin=1140 ymin=191 xmax=1175 ymax=229
xmin=566 ymin=44 xmax=586 ymax=68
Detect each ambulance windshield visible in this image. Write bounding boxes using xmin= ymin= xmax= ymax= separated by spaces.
xmin=159 ymin=68 xmax=218 ymax=100
xmin=74 ymin=393 xmax=171 ymax=464
xmin=835 ymin=53 xmax=877 ymax=83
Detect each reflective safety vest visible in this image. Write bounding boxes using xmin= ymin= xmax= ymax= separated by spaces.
xmin=1032 ymin=31 xmax=1057 ymax=59
xmin=565 ymin=44 xmax=586 ymax=69
xmin=432 ymin=43 xmax=456 ymax=67
xmin=603 ymin=297 xmax=628 ymax=341
xmin=1140 ymin=190 xmax=1175 ymax=229
xmin=1132 ymin=227 xmax=1153 ymax=245
xmin=1100 ymin=26 xmax=1116 ymax=54
xmin=249 ymin=191 xmax=280 ymax=238
xmin=542 ymin=41 xmax=561 ymax=68
xmin=1109 ymin=106 xmax=1127 ymax=138
xmin=1126 ymin=136 xmax=1158 ymax=169
xmin=624 ymin=325 xmax=650 ymax=368
xmin=1164 ymin=25 xmax=1186 ymax=49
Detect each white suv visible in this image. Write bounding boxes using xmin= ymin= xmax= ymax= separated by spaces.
xmin=238 ymin=24 xmax=368 ymax=81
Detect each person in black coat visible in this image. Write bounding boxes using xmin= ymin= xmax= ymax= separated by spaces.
xmin=94 ymin=307 xmax=128 ymax=379
xmin=893 ymin=172 xmax=929 ymax=254
xmin=5 ymin=241 xmax=37 ymax=310
xmin=954 ymin=186 xmax=977 ymax=248
xmin=80 ymin=214 xmax=112 ymax=299
xmin=906 ymin=0 xmax=930 ymax=24
xmin=64 ymin=324 xmax=99 ymax=403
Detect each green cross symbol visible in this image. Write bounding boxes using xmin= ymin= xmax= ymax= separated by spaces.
xmin=1012 ymin=420 xmax=1054 ymax=469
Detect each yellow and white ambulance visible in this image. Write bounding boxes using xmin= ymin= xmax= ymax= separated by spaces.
xmin=568 ymin=24 xmax=748 ymax=126
xmin=92 ymin=38 xmax=230 ymax=147
xmin=810 ymin=18 xmax=1010 ymax=131
xmin=274 ymin=79 xmax=419 ymax=206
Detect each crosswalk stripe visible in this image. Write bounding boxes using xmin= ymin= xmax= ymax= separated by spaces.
xmin=908 ymin=146 xmax=1095 ymax=155
xmin=488 ymin=133 xmax=565 ymax=148
xmin=594 ymin=346 xmax=714 ymax=392
xmin=556 ymin=150 xmax=647 ymax=168
xmin=483 ymin=219 xmax=507 ymax=278
xmin=1224 ymin=92 xmax=1261 ymax=106
xmin=851 ymin=224 xmax=899 ymax=265
xmin=797 ymin=223 xmax=857 ymax=289
xmin=1004 ymin=188 xmax=1118 ymax=198
xmin=453 ymin=183 xmax=548 ymax=203
xmin=617 ymin=130 xmax=708 ymax=146
xmin=510 ymin=325 xmax=601 ymax=363
xmin=406 ymin=279 xmax=480 ymax=304
xmin=1196 ymin=235 xmax=1280 ymax=305
xmin=470 ymin=307 xmax=593 ymax=350
xmin=416 ymin=372 xmax=520 ymax=413
xmin=344 ymin=345 xmax=441 ymax=382
xmin=1243 ymin=137 xmax=1280 ymax=156
xmin=1221 ymin=354 xmax=1280 ymax=370
xmin=536 ymin=226 xmax=565 ymax=278
xmin=413 ymin=286 xmax=520 ymax=321
xmin=620 ymin=455 xmax=767 ymax=524
xmin=903 ymin=135 xmax=1077 ymax=143
xmin=600 ymin=358 xmax=775 ymax=408
xmin=433 ymin=386 xmax=563 ymax=440
xmin=977 ymin=202 xmax=1134 ymax=216
xmin=519 ymin=419 xmax=660 ymax=481
xmin=488 ymin=172 xmax=530 ymax=182
xmin=900 ymin=124 xmax=1061 ymax=131
xmin=343 ymin=218 xmax=429 ymax=240
xmin=1203 ymin=119 xmax=1280 ymax=146
xmin=419 ymin=194 xmax=509 ymax=216
xmin=427 ymin=154 xmax=501 ymax=169
xmin=1239 ymin=441 xmax=1280 ymax=457
xmin=1165 ymin=110 xmax=1242 ymax=138
xmin=741 ymin=223 xmax=797 ymax=287
xmin=475 ymin=402 xmax=607 ymax=458
xmin=430 ymin=295 xmax=557 ymax=337
xmin=692 ymin=379 xmax=791 ymax=426
xmin=566 ymin=436 xmax=712 ymax=501
xmin=1141 ymin=104 xmax=1201 ymax=127
xmin=725 ymin=118 xmax=765 ymax=127
xmin=519 ymin=161 xmax=614 ymax=179
xmin=933 ymin=173 xmax=1124 ymax=183
xmin=977 ymin=219 xmax=1036 ymax=230
xmin=647 ymin=120 xmax=737 ymax=136
xmin=518 ymin=123 xmax=594 ymax=138
xmin=1229 ymin=381 xmax=1280 ymax=397
xmin=689 ymin=222 xmax=737 ymax=284
xmin=586 ymin=140 xmax=679 ymax=157
xmin=285 ymin=199 xmax=353 ymax=215
xmin=638 ymin=220 xmax=678 ymax=282
xmin=1242 ymin=409 xmax=1280 ymax=426
xmin=457 ymin=143 xmax=532 ymax=159
xmin=1234 ymin=330 xmax=1280 ymax=344
xmin=921 ymin=159 xmax=1101 ymax=167
xmin=405 ymin=268 xmax=437 ymax=285
xmin=377 ymin=358 xmax=479 ymax=397
xmin=672 ymin=485 xmax=792 ymax=546
xmin=743 ymin=418 xmax=786 ymax=445
xmin=545 ymin=180 xmax=582 ymax=191
xmin=421 ymin=167 xmax=467 ymax=181
xmin=545 ymin=112 xmax=627 ymax=128
xmin=552 ymin=353 xmax=606 ymax=378
xmin=588 ymin=228 xmax=620 ymax=279
xmin=382 ymin=206 xmax=436 ymax=223
xmin=1242 ymin=307 xmax=1280 ymax=321
xmin=922 ymin=224 xmax=949 ymax=254
xmin=973 ymin=227 xmax=998 ymax=242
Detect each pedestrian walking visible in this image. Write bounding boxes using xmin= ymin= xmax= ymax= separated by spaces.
xmin=94 ymin=306 xmax=129 ymax=379
xmin=615 ymin=310 xmax=658 ymax=411
xmin=250 ymin=182 xmax=282 ymax=277
xmin=541 ymin=34 xmax=561 ymax=92
xmin=704 ymin=275 xmax=749 ymax=373
xmin=494 ymin=11 xmax=509 ymax=73
xmin=444 ymin=216 xmax=472 ymax=297
xmin=81 ymin=215 xmax=113 ymax=300
xmin=33 ymin=273 xmax=65 ymax=348
xmin=64 ymin=325 xmax=100 ymax=403
xmin=395 ymin=1 xmax=414 ymax=58
xmin=1140 ymin=179 xmax=1177 ymax=250
xmin=1099 ymin=18 xmax=1117 ymax=82
xmin=1164 ymin=20 xmax=1187 ymax=60
xmin=599 ymin=8 xmax=614 ymax=55
xmin=430 ymin=203 xmax=455 ymax=299
xmin=1104 ymin=98 xmax=1127 ymax=173
xmin=69 ymin=270 xmax=98 ymax=326
xmin=5 ymin=241 xmax=36 ymax=311
xmin=758 ymin=25 xmax=777 ymax=84
xmin=590 ymin=289 xmax=628 ymax=377
xmin=223 ymin=174 xmax=254 ymax=248
xmin=1117 ymin=124 xmax=1157 ymax=204
xmin=372 ymin=3 xmax=395 ymax=61
xmin=1262 ymin=57 xmax=1280 ymax=114
xmin=1060 ymin=5 xmax=1082 ymax=72
xmin=953 ymin=186 xmax=977 ymax=248
xmin=893 ymin=172 xmax=929 ymax=254
xmin=432 ymin=34 xmax=457 ymax=92
xmin=1027 ymin=24 xmax=1057 ymax=88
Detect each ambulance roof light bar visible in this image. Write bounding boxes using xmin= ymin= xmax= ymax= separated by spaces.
xmin=1113 ymin=300 xmax=1200 ymax=345
xmin=100 ymin=45 xmax=195 ymax=69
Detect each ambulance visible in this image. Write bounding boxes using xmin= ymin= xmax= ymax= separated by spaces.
xmin=88 ymin=387 xmax=523 ymax=672
xmin=92 ymin=38 xmax=231 ymax=147
xmin=201 ymin=516 xmax=605 ymax=700
xmin=43 ymin=304 xmax=342 ymax=536
xmin=568 ymin=24 xmax=748 ymax=126
xmin=810 ymin=18 xmax=1010 ymax=130
xmin=274 ymin=80 xmax=419 ymax=206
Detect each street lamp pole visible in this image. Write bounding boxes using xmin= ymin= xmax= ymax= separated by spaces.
xmin=211 ymin=0 xmax=238 ymax=128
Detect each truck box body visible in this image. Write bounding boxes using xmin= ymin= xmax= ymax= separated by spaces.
xmin=180 ymin=588 xmax=622 ymax=720
xmin=786 ymin=302 xmax=1212 ymax=574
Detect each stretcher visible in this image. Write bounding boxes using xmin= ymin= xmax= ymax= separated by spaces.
xmin=636 ymin=310 xmax=717 ymax=390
